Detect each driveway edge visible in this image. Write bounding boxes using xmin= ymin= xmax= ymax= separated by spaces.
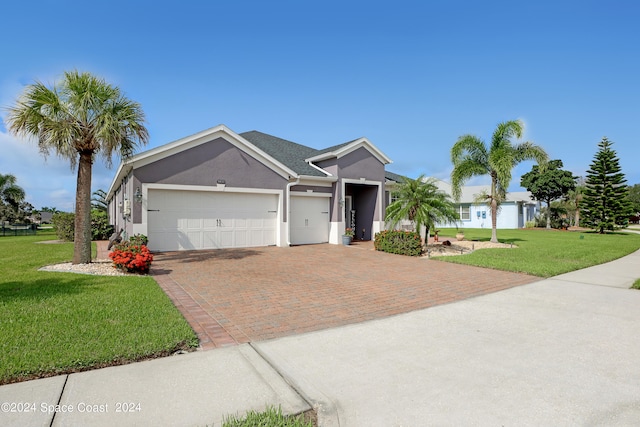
xmin=251 ymin=343 xmax=342 ymax=427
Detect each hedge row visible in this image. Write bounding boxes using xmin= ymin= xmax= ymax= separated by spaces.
xmin=374 ymin=230 xmax=422 ymax=256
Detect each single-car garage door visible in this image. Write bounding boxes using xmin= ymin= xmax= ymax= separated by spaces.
xmin=290 ymin=195 xmax=330 ymax=245
xmin=147 ymin=189 xmax=278 ymax=251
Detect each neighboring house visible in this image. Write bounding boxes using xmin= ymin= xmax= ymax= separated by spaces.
xmin=106 ymin=124 xmax=392 ymax=252
xmin=432 ymin=179 xmax=539 ymax=229
xmin=27 ymin=211 xmax=53 ymax=224
xmin=382 ymin=174 xmax=539 ymax=230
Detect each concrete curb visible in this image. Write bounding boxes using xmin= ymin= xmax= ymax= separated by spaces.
xmin=251 ymin=343 xmax=342 ymax=426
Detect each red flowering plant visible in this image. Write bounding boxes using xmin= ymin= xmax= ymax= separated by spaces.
xmin=109 ymin=240 xmax=154 ymax=274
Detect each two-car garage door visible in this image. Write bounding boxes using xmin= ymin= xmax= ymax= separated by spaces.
xmin=147 ymin=189 xmax=278 ymax=252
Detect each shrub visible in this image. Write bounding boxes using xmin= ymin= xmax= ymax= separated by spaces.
xmin=52 ymin=212 xmax=75 ymax=241
xmin=374 ymin=230 xmax=422 ymax=256
xmin=52 ymin=211 xmax=117 ymax=241
xmin=109 ymin=242 xmax=154 ymax=274
xmin=129 ymin=233 xmax=148 ymax=246
xmin=91 ymin=210 xmax=114 ymax=240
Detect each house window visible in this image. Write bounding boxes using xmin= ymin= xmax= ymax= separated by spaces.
xmin=391 ymin=192 xmax=400 ymax=204
xmin=459 ymin=205 xmax=470 ymax=221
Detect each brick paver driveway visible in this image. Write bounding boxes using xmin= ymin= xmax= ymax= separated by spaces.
xmin=151 ymin=242 xmax=538 ymax=350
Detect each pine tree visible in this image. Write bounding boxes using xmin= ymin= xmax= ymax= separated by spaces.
xmin=581 ymin=137 xmax=632 ymax=233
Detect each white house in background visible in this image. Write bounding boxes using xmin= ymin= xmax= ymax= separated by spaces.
xmin=432 ymin=179 xmax=540 ymax=229
xmin=383 ymin=173 xmax=540 ymax=230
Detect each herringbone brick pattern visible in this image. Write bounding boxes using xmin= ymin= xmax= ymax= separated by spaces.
xmin=151 ymin=242 xmax=538 ymax=350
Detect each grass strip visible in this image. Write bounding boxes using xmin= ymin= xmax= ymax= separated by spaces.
xmin=223 ymin=405 xmax=314 ymax=427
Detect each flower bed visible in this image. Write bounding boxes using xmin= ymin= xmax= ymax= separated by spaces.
xmin=109 ymin=242 xmax=154 ymax=274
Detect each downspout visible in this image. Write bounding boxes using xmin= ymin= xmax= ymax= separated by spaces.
xmin=286 ymin=177 xmax=300 ymax=246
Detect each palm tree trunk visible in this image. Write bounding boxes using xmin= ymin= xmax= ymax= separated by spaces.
xmin=73 ymin=152 xmax=93 ymax=264
xmin=490 ymin=197 xmax=498 ymax=243
xmin=490 ymin=176 xmax=498 ymax=243
xmin=546 ymin=199 xmax=552 ymax=229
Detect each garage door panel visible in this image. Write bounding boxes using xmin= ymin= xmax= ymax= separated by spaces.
xmin=186 ymin=217 xmax=202 ymax=230
xmin=290 ymin=196 xmax=329 ymax=245
xmin=147 ymin=189 xmax=278 ymax=251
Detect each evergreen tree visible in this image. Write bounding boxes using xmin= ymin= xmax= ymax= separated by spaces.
xmin=581 ymin=137 xmax=632 ymax=233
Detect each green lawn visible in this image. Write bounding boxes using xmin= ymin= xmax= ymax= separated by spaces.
xmin=0 ymin=232 xmax=198 ymax=385
xmin=434 ymin=228 xmax=640 ymax=277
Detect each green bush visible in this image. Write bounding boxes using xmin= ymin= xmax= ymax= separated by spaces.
xmin=129 ymin=233 xmax=148 ymax=246
xmin=374 ymin=230 xmax=422 ymax=256
xmin=51 ymin=212 xmax=75 ymax=241
xmin=91 ymin=210 xmax=114 ymax=240
xmin=52 ymin=211 xmax=115 ymax=241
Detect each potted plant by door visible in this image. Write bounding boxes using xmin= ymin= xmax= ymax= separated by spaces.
xmin=342 ymin=228 xmax=354 ymax=245
xmin=456 ymin=229 xmax=465 ymax=241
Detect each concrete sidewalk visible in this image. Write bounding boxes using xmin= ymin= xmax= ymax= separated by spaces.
xmin=0 ymin=345 xmax=310 ymax=427
xmin=256 ymin=248 xmax=640 ymax=426
xmin=1 ymin=248 xmax=639 ymax=426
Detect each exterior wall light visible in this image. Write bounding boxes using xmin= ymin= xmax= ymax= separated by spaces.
xmin=134 ymin=187 xmax=143 ymax=204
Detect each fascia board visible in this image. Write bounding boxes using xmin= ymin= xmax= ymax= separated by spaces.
xmin=296 ymin=175 xmax=338 ymax=186
xmin=305 ymin=138 xmax=392 ymax=165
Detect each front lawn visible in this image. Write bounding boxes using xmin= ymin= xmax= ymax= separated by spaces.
xmin=434 ymin=228 xmax=640 ymax=277
xmin=0 ymin=232 xmax=198 ymax=384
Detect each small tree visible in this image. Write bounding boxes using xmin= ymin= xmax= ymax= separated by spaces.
xmin=520 ymin=159 xmax=576 ymax=229
xmin=385 ymin=175 xmax=458 ymax=243
xmin=581 ymin=137 xmax=633 ymax=233
xmin=91 ymin=189 xmax=108 ymax=212
xmin=0 ymin=173 xmax=26 ymax=221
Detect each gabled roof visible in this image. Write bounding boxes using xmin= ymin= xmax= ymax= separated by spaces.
xmin=239 ymin=131 xmax=325 ymax=177
xmin=241 ymin=131 xmax=392 ymax=175
xmin=107 ymin=125 xmax=300 ymax=200
xmin=305 ymin=137 xmax=392 ymax=165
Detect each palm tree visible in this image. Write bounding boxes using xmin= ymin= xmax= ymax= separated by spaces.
xmin=451 ymin=120 xmax=548 ymax=243
xmin=91 ymin=189 xmax=108 ymax=212
xmin=385 ymin=175 xmax=459 ymax=243
xmin=6 ymin=71 xmax=148 ymax=263
xmin=0 ymin=173 xmax=26 ymax=221
xmin=0 ymin=173 xmax=25 ymax=207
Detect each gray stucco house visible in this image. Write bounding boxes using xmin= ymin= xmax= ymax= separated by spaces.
xmin=106 ymin=124 xmax=393 ymax=252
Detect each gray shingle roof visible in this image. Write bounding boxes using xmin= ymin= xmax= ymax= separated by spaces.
xmin=240 ymin=131 xmax=332 ymax=177
xmin=385 ymin=171 xmax=407 ymax=182
xmin=311 ymin=139 xmax=359 ymax=156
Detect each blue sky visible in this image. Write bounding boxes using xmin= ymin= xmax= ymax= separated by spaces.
xmin=1 ymin=0 xmax=638 ymax=211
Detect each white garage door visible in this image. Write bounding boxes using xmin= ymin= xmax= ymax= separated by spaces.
xmin=147 ymin=189 xmax=278 ymax=251
xmin=290 ymin=195 xmax=330 ymax=245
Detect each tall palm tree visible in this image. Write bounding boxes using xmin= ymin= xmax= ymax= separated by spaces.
xmin=385 ymin=175 xmax=459 ymax=243
xmin=451 ymin=120 xmax=548 ymax=243
xmin=6 ymin=71 xmax=148 ymax=263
